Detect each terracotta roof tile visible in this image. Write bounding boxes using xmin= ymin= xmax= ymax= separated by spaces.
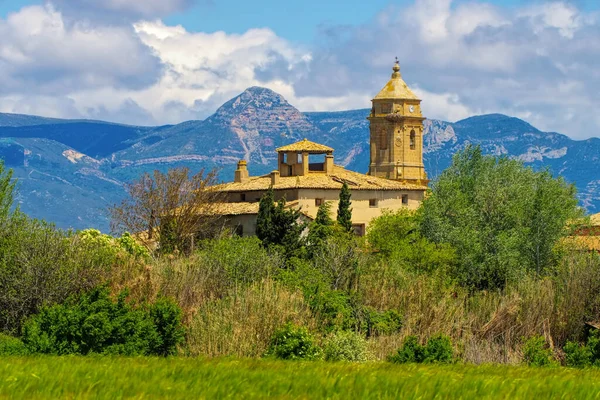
xmin=276 ymin=139 xmax=334 ymax=153
xmin=211 ymin=165 xmax=428 ymax=192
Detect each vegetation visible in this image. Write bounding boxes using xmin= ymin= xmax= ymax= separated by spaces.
xmin=22 ymin=287 xmax=184 ymax=356
xmin=420 ymin=145 xmax=582 ymax=289
xmin=5 ymin=358 xmax=600 ymax=399
xmin=337 ymin=182 xmax=353 ymax=232
xmin=521 ymin=336 xmax=556 ymax=367
xmin=2 ymin=144 xmax=600 ymax=392
xmin=109 ymin=167 xmax=224 ymax=254
xmin=388 ymin=335 xmax=454 ymax=364
xmin=265 ymin=323 xmax=321 ymax=360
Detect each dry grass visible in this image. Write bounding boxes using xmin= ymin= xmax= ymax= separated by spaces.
xmin=186 ymin=279 xmax=317 ymax=358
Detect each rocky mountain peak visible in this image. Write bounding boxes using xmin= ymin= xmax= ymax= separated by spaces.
xmin=207 ymin=86 xmax=315 ymax=134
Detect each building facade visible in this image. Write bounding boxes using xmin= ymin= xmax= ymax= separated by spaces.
xmin=209 ymin=61 xmax=429 ymax=236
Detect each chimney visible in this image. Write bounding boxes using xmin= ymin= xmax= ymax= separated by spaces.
xmin=270 ymin=170 xmax=280 ymax=186
xmin=325 ymin=153 xmax=334 ymax=175
xmin=234 ymin=160 xmax=249 ymax=183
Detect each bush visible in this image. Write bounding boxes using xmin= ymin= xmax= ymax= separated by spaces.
xmin=365 ymin=308 xmax=403 ymax=337
xmin=323 ymin=331 xmax=370 ymax=362
xmin=564 ymin=341 xmax=592 ymax=368
xmin=389 ymin=335 xmax=454 ymax=364
xmin=265 ymin=323 xmax=321 ymax=360
xmin=563 ymin=331 xmax=600 ymax=368
xmin=522 ymin=336 xmax=556 ymax=367
xmin=22 ymin=287 xmax=184 ymax=356
xmin=0 ymin=214 xmax=124 ymax=334
xmin=149 ymin=298 xmax=186 ymax=356
xmin=0 ymin=333 xmax=28 ymax=355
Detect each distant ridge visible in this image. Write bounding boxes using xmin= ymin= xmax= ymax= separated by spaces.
xmin=0 ymin=87 xmax=599 ymax=231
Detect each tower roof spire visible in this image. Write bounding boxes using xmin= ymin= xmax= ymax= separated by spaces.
xmin=392 ymin=57 xmax=401 ymax=78
xmin=373 ymin=58 xmax=419 ymax=101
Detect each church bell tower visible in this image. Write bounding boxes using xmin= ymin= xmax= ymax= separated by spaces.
xmin=368 ymin=59 xmax=427 ymax=184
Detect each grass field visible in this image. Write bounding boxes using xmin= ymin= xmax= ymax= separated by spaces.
xmin=1 ymin=357 xmax=600 ymax=399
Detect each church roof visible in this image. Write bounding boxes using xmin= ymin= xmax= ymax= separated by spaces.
xmin=373 ymin=61 xmax=420 ymax=101
xmin=276 ymin=139 xmax=334 ymax=153
xmin=212 ymin=165 xmax=428 ymax=192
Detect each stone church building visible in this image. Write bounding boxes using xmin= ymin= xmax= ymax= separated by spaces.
xmin=210 ymin=60 xmax=429 ymax=236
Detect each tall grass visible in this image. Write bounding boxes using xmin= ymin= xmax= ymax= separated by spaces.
xmin=4 ymin=357 xmax=600 ymax=399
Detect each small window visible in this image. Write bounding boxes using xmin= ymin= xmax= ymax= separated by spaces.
xmin=352 ymin=224 xmax=366 ymax=237
xmin=283 ymin=153 xmax=288 ymax=163
xmin=410 ymin=130 xmax=416 ymax=150
xmin=234 ymin=225 xmax=244 ymax=236
xmin=402 ymin=194 xmax=409 ymax=205
xmin=240 ymin=193 xmax=246 ymax=202
xmin=369 ymin=199 xmax=378 ymax=208
xmin=315 ymin=198 xmax=323 ymax=207
xmin=297 ymin=153 xmax=303 ymax=163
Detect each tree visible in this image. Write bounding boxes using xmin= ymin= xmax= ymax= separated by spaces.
xmin=307 ymin=202 xmax=335 ymax=257
xmin=0 ymin=161 xmax=16 ymax=221
xmin=256 ymin=189 xmax=305 ymax=256
xmin=256 ymin=187 xmax=276 ymax=244
xmin=420 ymin=145 xmax=582 ymax=290
xmin=109 ymin=167 xmax=224 ymax=254
xmin=367 ymin=210 xmax=455 ymax=274
xmin=337 ymin=182 xmax=353 ymax=232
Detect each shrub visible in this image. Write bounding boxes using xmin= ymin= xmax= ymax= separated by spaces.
xmin=365 ymin=308 xmax=403 ymax=337
xmin=0 ymin=334 xmax=28 ymax=356
xmin=307 ymin=289 xmax=356 ymax=333
xmin=265 ymin=323 xmax=321 ymax=360
xmin=323 ymin=331 xmax=370 ymax=362
xmin=564 ymin=341 xmax=592 ymax=368
xmin=0 ymin=214 xmax=122 ymax=334
xmin=522 ymin=336 xmax=556 ymax=367
xmin=22 ymin=287 xmax=184 ymax=356
xmin=389 ymin=335 xmax=454 ymax=364
xmin=563 ymin=331 xmax=600 ymax=368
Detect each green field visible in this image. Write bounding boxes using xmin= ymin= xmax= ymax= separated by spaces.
xmin=1 ymin=357 xmax=600 ymax=399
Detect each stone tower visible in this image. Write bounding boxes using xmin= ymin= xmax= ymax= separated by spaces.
xmin=368 ymin=60 xmax=427 ymax=184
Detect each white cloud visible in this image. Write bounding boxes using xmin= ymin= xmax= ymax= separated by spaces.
xmin=0 ymin=0 xmax=600 ymax=140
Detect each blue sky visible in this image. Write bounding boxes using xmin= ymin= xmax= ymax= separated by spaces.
xmin=0 ymin=0 xmax=599 ymax=139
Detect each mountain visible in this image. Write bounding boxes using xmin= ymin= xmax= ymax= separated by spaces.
xmin=0 ymin=87 xmax=599 ymax=231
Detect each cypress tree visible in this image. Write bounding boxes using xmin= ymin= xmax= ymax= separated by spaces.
xmin=337 ymin=182 xmax=353 ymax=232
xmin=256 ymin=187 xmax=276 ymax=245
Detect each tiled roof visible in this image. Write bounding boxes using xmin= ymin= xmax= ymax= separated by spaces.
xmin=276 ymin=139 xmax=334 ymax=153
xmin=373 ymin=64 xmax=419 ymax=101
xmin=207 ymin=202 xmax=260 ymax=216
xmin=211 ymin=165 xmax=428 ymax=192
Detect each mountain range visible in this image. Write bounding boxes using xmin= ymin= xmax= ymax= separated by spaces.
xmin=1 ymin=86 xmax=599 ymax=232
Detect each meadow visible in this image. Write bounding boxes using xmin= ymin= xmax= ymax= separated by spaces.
xmin=2 ymin=357 xmax=600 ymax=399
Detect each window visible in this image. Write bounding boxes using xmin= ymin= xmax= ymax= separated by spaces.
xmin=240 ymin=193 xmax=246 ymax=202
xmin=352 ymin=224 xmax=366 ymax=237
xmin=369 ymin=199 xmax=378 ymax=208
xmin=315 ymin=198 xmax=323 ymax=207
xmin=283 ymin=153 xmax=288 ymax=163
xmin=234 ymin=225 xmax=244 ymax=237
xmin=402 ymin=194 xmax=409 ymax=205
xmin=297 ymin=153 xmax=303 ymax=163
xmin=410 ymin=130 xmax=416 ymax=150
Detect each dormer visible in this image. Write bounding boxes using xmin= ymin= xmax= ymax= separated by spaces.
xmin=276 ymin=139 xmax=334 ymax=177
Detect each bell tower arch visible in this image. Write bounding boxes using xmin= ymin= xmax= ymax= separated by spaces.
xmin=368 ymin=59 xmax=427 ymax=184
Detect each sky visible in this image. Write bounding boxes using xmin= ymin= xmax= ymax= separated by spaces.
xmin=0 ymin=0 xmax=599 ymax=139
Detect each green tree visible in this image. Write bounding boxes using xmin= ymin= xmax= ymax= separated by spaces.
xmin=337 ymin=182 xmax=353 ymax=232
xmin=307 ymin=202 xmax=335 ymax=257
xmin=256 ymin=187 xmax=276 ymax=244
xmin=367 ymin=210 xmax=455 ymax=274
xmin=420 ymin=145 xmax=582 ymax=290
xmin=256 ymin=189 xmax=305 ymax=256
